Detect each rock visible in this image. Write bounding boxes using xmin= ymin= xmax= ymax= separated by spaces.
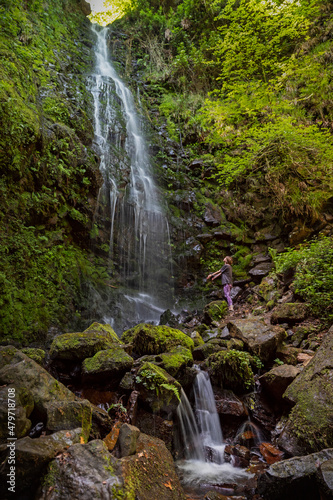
xmin=260 ymin=365 xmax=301 ymax=402
xmin=37 ymin=440 xmax=123 ymax=500
xmin=45 ymin=400 xmax=92 ymax=442
xmin=317 ymin=458 xmax=333 ymax=498
xmin=79 ymin=0 xmax=91 ymax=16
xmin=271 ymin=303 xmax=310 ymax=326
xmin=21 ymin=348 xmax=46 ymax=365
xmin=119 ymin=433 xmax=186 ymax=499
xmin=193 ymin=342 xmax=223 ymax=361
xmin=0 ymin=429 xmax=82 ymax=498
xmin=204 ymin=300 xmax=229 ymax=325
xmin=121 ymin=323 xmax=194 ymax=356
xmin=227 ymin=319 xmax=287 ymax=363
xmin=259 ymin=442 xmax=284 ymax=465
xmin=159 ymin=309 xmax=181 ymax=328
xmin=257 ymin=448 xmax=333 ymax=500
xmin=278 ymin=332 xmax=333 ymax=455
xmin=81 ymin=346 xmax=133 ymax=386
xmin=103 ymin=421 xmax=122 ymax=452
xmin=297 ymin=352 xmax=314 ymax=365
xmin=0 ymin=385 xmax=34 ymax=442
xmin=159 ymin=346 xmax=193 ymax=377
xmin=118 ymin=423 xmax=140 ymax=457
xmin=203 ymin=203 xmax=223 ymax=226
xmin=248 ymin=262 xmax=274 ymax=282
xmin=215 ymin=390 xmax=248 ymax=418
xmin=291 ymin=326 xmax=311 ymax=347
xmin=275 ymin=345 xmax=300 ymax=365
xmin=135 ymin=408 xmax=174 ymax=452
xmin=49 ymin=323 xmax=121 ymax=361
xmin=206 ymin=350 xmax=255 ymax=393
xmin=135 ymin=362 xmax=181 ymax=415
xmin=0 ymin=346 xmax=75 ymax=420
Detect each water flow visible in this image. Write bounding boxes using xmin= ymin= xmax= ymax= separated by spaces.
xmin=89 ymin=25 xmax=173 ymax=331
xmin=176 ymin=371 xmax=253 ymax=490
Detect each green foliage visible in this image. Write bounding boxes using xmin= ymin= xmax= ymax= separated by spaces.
xmin=208 ymin=349 xmax=256 ymax=392
xmin=273 ymin=236 xmax=333 ymax=322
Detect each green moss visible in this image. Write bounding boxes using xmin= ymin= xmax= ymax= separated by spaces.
xmin=49 ymin=331 xmax=119 ymax=361
xmin=121 ymin=323 xmax=194 ymax=355
xmin=82 ymin=347 xmax=133 ymax=374
xmin=207 ymin=349 xmax=255 ymax=392
xmin=21 ymin=348 xmax=45 ymax=365
xmin=159 ymin=346 xmax=193 ymax=377
xmin=135 ymin=362 xmax=181 ymax=404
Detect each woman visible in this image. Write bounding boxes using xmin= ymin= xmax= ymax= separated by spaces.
xmin=207 ymin=256 xmax=234 ymax=313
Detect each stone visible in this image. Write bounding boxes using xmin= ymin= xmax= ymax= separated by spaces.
xmin=0 ymin=385 xmax=34 ymax=442
xmin=271 ymin=303 xmax=310 ymax=326
xmin=49 ymin=323 xmax=121 ymax=361
xmin=21 ymin=348 xmax=46 ymax=365
xmin=227 ymin=319 xmax=287 ymax=363
xmin=46 ymin=399 xmax=92 ymax=442
xmin=204 ymin=300 xmax=229 ymax=325
xmin=278 ymin=332 xmax=333 ymax=455
xmin=118 ymin=423 xmax=140 ymax=457
xmin=37 ymin=440 xmax=122 ymax=500
xmin=159 ymin=346 xmax=193 ymax=377
xmin=203 ymin=203 xmax=223 ymax=226
xmin=257 ymin=448 xmax=333 ymax=500
xmin=275 ymin=345 xmax=300 ymax=365
xmin=0 ymin=429 xmax=82 ymax=498
xmin=215 ymin=390 xmax=248 ymax=418
xmin=248 ymin=262 xmax=274 ymax=282
xmin=103 ymin=421 xmax=122 ymax=452
xmin=260 ymin=364 xmax=301 ymax=402
xmin=121 ymin=323 xmax=194 ymax=356
xmin=81 ymin=346 xmax=133 ymax=385
xmin=317 ymin=459 xmax=333 ymax=498
xmin=119 ymin=433 xmax=186 ymax=499
xmin=259 ymin=442 xmax=284 ymax=465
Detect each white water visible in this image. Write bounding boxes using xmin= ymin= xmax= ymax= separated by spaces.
xmin=176 ymin=372 xmax=253 ymax=489
xmin=89 ymin=25 xmax=173 ymax=331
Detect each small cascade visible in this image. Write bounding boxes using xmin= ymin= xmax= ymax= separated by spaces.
xmin=193 ymin=370 xmax=225 ymax=464
xmin=176 ymin=371 xmax=253 ymax=495
xmin=88 ymin=25 xmax=173 ymax=331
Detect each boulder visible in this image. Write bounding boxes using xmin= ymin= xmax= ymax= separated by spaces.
xmin=0 ymin=347 xmax=75 ymax=420
xmin=118 ymin=423 xmax=140 ymax=457
xmin=248 ymin=262 xmax=274 ymax=282
xmin=49 ymin=323 xmax=121 ymax=361
xmin=257 ymin=448 xmax=333 ymax=500
xmin=0 ymin=386 xmax=34 ymax=442
xmin=121 ymin=323 xmax=194 ymax=356
xmin=215 ymin=389 xmax=248 ymax=418
xmin=204 ymin=300 xmax=229 ymax=325
xmin=37 ymin=440 xmax=123 ymax=500
xmin=317 ymin=459 xmax=333 ymax=499
xmin=159 ymin=346 xmax=193 ymax=377
xmin=45 ymin=399 xmax=92 ymax=442
xmin=227 ymin=319 xmax=286 ymax=363
xmin=0 ymin=429 xmax=82 ymax=498
xmin=278 ymin=332 xmax=333 ymax=455
xmin=206 ymin=350 xmax=255 ymax=393
xmin=135 ymin=362 xmax=181 ymax=415
xmin=21 ymin=348 xmax=46 ymax=365
xmin=81 ymin=346 xmax=133 ymax=386
xmin=271 ymin=303 xmax=310 ymax=326
xmin=119 ymin=432 xmax=186 ymax=499
xmin=260 ymin=364 xmax=301 ymax=402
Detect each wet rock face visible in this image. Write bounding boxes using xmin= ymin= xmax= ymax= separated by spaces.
xmin=259 ymin=364 xmax=301 ymax=402
xmin=278 ymin=331 xmax=333 ymax=455
xmin=257 ymin=448 xmax=333 ymax=500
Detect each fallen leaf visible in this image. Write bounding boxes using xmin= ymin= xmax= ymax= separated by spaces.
xmin=80 ymin=436 xmax=85 ymax=444
xmin=163 ymin=480 xmax=173 ymax=490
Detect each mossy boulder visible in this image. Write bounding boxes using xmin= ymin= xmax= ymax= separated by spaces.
xmin=49 ymin=323 xmax=121 ymax=361
xmin=0 ymin=346 xmax=75 ymax=420
xmin=206 ymin=349 xmax=257 ymax=393
xmin=121 ymin=323 xmax=194 ymax=356
xmin=159 ymin=346 xmax=193 ymax=377
xmin=21 ymin=348 xmax=46 ymax=366
xmin=271 ymin=303 xmax=310 ymax=326
xmin=45 ymin=400 xmax=92 ymax=443
xmin=0 ymin=386 xmax=34 ymax=442
xmin=135 ymin=362 xmax=181 ymax=415
xmin=81 ymin=347 xmax=133 ymax=386
xmin=203 ymin=300 xmax=229 ymax=325
xmin=278 ymin=331 xmax=333 ymax=455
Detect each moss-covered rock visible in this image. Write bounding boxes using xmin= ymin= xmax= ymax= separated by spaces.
xmin=45 ymin=399 xmax=92 ymax=443
xmin=121 ymin=323 xmax=194 ymax=356
xmin=49 ymin=323 xmax=121 ymax=361
xmin=21 ymin=348 xmax=46 ymax=365
xmin=278 ymin=331 xmax=333 ymax=455
xmin=0 ymin=386 xmax=34 ymax=442
xmin=206 ymin=349 xmax=257 ymax=393
xmin=271 ymin=303 xmax=310 ymax=326
xmin=203 ymin=300 xmax=229 ymax=325
xmin=81 ymin=346 xmax=133 ymax=386
xmin=135 ymin=362 xmax=181 ymax=415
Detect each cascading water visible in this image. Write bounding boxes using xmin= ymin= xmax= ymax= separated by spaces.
xmin=88 ymin=25 xmax=173 ymax=332
xmin=176 ymin=370 xmax=253 ymax=495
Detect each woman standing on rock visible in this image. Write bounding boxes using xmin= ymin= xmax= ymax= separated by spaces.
xmin=207 ymin=256 xmax=234 ymax=314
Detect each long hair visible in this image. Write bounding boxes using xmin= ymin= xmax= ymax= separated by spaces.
xmin=224 ymin=256 xmax=233 ymax=265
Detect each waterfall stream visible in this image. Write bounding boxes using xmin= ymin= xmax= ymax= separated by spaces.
xmin=89 ymin=25 xmax=173 ymax=332
xmin=176 ymin=371 xmax=253 ymax=494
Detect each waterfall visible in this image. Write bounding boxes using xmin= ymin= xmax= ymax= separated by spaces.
xmin=89 ymin=25 xmax=173 ymax=332
xmin=176 ymin=371 xmax=253 ymax=491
